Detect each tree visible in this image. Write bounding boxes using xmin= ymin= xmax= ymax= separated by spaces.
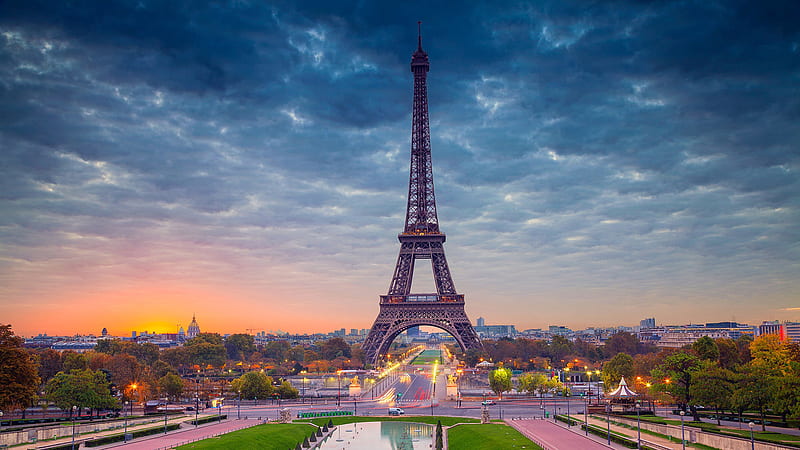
xmin=732 ymin=364 xmax=774 ymax=431
xmin=689 ymin=362 xmax=734 ymax=425
xmin=771 ymin=363 xmax=800 ymax=426
xmin=602 ymin=353 xmax=634 ymax=391
xmin=33 ymin=348 xmax=64 ymax=383
xmin=604 ymin=332 xmax=640 ymax=356
xmin=158 ymin=373 xmax=184 ymax=401
xmin=0 ymin=324 xmax=41 ymax=414
xmin=691 ymin=336 xmax=720 ymax=362
xmin=750 ymin=334 xmax=792 ymax=375
xmin=225 ymin=334 xmax=256 ymax=360
xmin=184 ymin=341 xmax=226 ymax=368
xmin=488 ymin=368 xmax=512 ymax=399
xmin=264 ymin=340 xmax=291 ymax=361
xmin=547 ymin=336 xmax=574 ymax=362
xmin=62 ymin=352 xmax=89 ymax=372
xmin=45 ymin=369 xmax=117 ymax=415
xmin=276 ymin=380 xmax=299 ymax=399
xmin=651 ymin=351 xmax=701 ymax=419
xmin=715 ymin=338 xmax=741 ymax=369
xmin=518 ymin=372 xmax=548 ymax=398
xmin=321 ymin=338 xmax=351 ymax=360
xmin=186 ymin=333 xmax=224 ymax=346
xmin=231 ymin=372 xmax=274 ymax=400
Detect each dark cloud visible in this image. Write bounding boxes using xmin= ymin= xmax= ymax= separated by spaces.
xmin=1 ymin=0 xmax=798 ymax=330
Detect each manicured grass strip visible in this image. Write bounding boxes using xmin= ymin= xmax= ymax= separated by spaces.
xmin=298 ymin=415 xmax=480 ymax=427
xmin=448 ymin=423 xmax=543 ymax=450
xmin=411 ymin=350 xmax=442 ymax=365
xmin=175 ymin=423 xmax=316 ymax=450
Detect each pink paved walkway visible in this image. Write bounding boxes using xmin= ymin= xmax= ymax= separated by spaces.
xmin=507 ymin=419 xmax=614 ymax=450
xmin=101 ymin=418 xmax=266 ymax=449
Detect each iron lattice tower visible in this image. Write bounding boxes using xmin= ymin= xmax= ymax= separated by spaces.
xmin=362 ymin=26 xmax=482 ymax=365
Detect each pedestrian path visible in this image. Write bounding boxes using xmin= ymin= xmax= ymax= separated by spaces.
xmin=506 ymin=418 xmax=618 ymax=450
xmin=583 ymin=415 xmax=682 ymax=450
xmin=100 ymin=418 xmax=263 ymax=449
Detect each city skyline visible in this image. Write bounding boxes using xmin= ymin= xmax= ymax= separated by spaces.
xmin=1 ymin=2 xmax=799 ymax=337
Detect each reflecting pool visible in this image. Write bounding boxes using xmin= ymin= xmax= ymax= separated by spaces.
xmin=317 ymin=421 xmax=435 ymax=449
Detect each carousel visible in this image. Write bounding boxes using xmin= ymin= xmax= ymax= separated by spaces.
xmin=604 ymin=377 xmax=652 ymax=413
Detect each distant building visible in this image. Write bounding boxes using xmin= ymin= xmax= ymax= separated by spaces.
xmin=786 ymin=323 xmax=800 ymax=343
xmin=639 ymin=318 xmax=655 ymax=329
xmin=549 ymin=325 xmax=572 ymax=335
xmin=187 ymin=314 xmax=201 ymax=339
xmin=638 ymin=322 xmax=755 ymax=348
xmin=476 ymin=317 xmax=485 ymax=327
xmin=756 ymin=321 xmax=800 ymax=342
xmin=101 ymin=327 xmax=108 ymax=336
xmin=407 ymin=326 xmax=420 ymax=337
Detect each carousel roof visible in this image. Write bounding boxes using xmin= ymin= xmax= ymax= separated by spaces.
xmin=606 ymin=376 xmax=638 ymax=398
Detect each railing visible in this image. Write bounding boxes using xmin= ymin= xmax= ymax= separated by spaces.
xmin=381 ymin=294 xmax=463 ymax=303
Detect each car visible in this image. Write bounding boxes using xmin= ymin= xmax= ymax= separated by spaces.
xmin=388 ymin=407 xmax=405 ymax=416
xmin=481 ymin=400 xmax=496 ymax=406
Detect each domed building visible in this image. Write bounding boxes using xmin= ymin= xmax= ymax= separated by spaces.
xmin=187 ymin=314 xmax=201 ymax=339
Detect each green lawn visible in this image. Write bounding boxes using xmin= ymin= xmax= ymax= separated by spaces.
xmin=447 ymin=423 xmax=543 ymax=449
xmin=175 ymin=423 xmax=316 ymax=450
xmin=410 ymin=349 xmax=442 ymax=365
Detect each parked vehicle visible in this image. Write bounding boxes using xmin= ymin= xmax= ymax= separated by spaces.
xmin=388 ymin=407 xmax=404 ymax=416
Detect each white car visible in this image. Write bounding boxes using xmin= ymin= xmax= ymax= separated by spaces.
xmin=388 ymin=407 xmax=405 ymax=416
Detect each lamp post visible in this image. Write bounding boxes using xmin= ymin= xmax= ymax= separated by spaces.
xmin=566 ymin=395 xmax=570 ymax=428
xmin=237 ymin=390 xmax=241 ymax=420
xmin=194 ymin=396 xmax=199 ymax=427
xmin=606 ymin=403 xmax=611 ymax=445
xmin=636 ymin=400 xmax=641 ymax=449
xmin=71 ymin=405 xmax=77 ymax=450
xmin=584 ymin=393 xmax=588 ymax=436
xmin=749 ymin=421 xmax=755 ymax=450
xmin=680 ymin=410 xmax=686 ymax=450
xmin=336 ymin=371 xmax=342 ymax=408
xmin=123 ymin=401 xmax=129 ymax=441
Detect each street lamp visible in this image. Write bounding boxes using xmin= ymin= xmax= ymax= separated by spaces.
xmin=566 ymin=395 xmax=570 ymax=427
xmin=636 ymin=400 xmax=641 ymax=449
xmin=606 ymin=403 xmax=611 ymax=445
xmin=336 ymin=371 xmax=342 ymax=408
xmin=237 ymin=390 xmax=241 ymax=420
xmin=584 ymin=393 xmax=588 ymax=436
xmin=71 ymin=405 xmax=77 ymax=450
xmin=680 ymin=410 xmax=686 ymax=450
xmin=749 ymin=421 xmax=755 ymax=450
xmin=194 ymin=395 xmax=199 ymax=427
xmin=123 ymin=401 xmax=129 ymax=442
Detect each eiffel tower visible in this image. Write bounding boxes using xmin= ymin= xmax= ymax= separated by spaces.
xmin=362 ymin=26 xmax=482 ymax=366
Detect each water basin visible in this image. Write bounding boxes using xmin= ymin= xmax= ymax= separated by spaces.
xmin=317 ymin=421 xmax=436 ymax=449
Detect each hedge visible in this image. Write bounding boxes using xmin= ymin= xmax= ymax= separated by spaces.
xmin=190 ymin=414 xmax=228 ymax=426
xmin=84 ymin=423 xmax=181 ymax=447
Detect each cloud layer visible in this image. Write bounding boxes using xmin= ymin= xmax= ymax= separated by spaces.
xmin=1 ymin=0 xmax=798 ymax=335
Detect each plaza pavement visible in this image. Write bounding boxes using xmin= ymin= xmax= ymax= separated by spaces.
xmin=99 ymin=418 xmax=265 ymax=449
xmin=507 ymin=418 xmax=624 ymax=450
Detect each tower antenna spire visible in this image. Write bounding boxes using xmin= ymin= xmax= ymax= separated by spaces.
xmin=417 ymin=21 xmax=422 ymax=50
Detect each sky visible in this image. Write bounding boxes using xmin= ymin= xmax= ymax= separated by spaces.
xmin=1 ymin=0 xmax=799 ymax=337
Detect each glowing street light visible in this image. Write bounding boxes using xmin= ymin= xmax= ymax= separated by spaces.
xmin=680 ymin=410 xmax=686 ymax=450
